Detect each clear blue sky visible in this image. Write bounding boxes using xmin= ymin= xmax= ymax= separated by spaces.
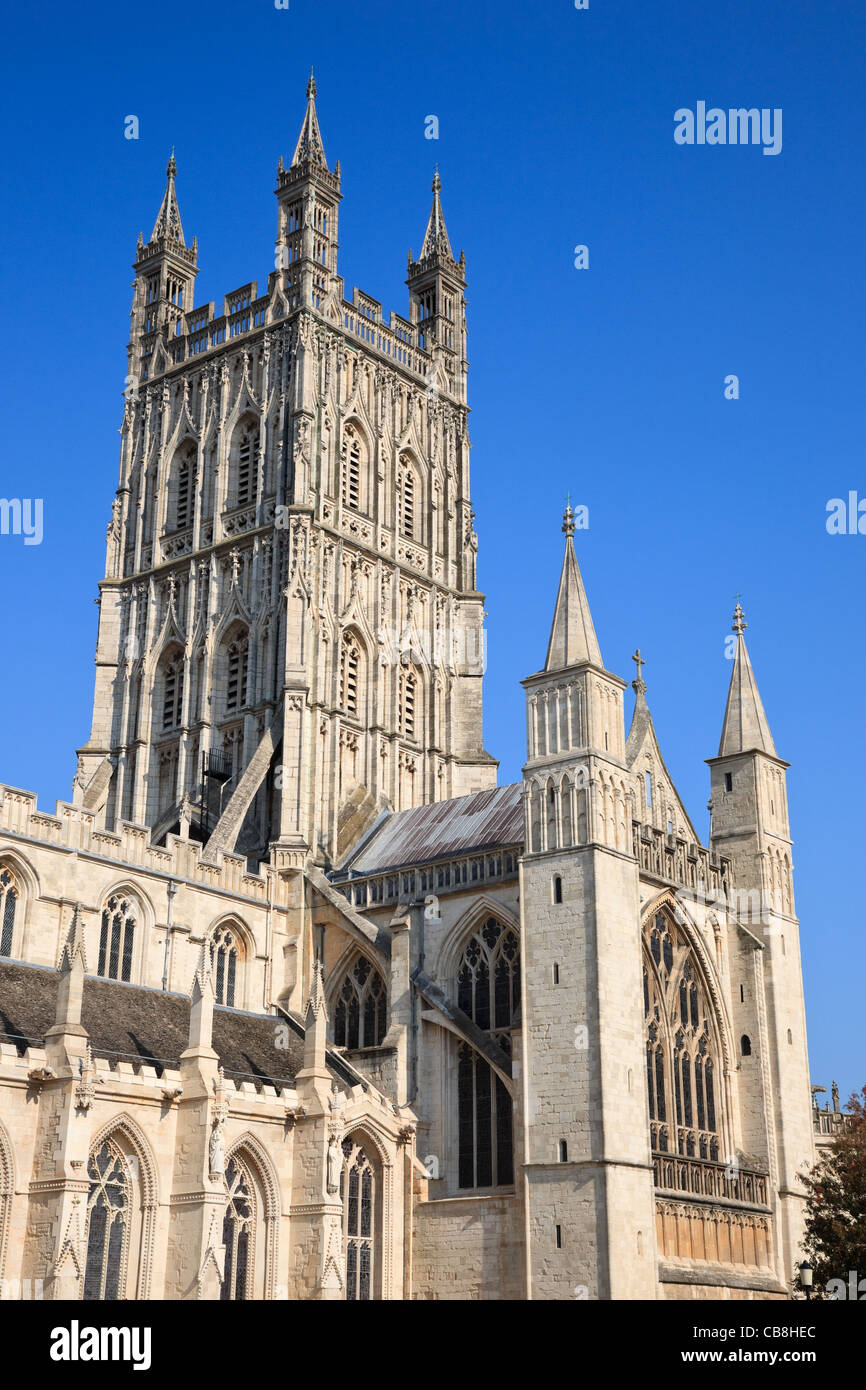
xmin=0 ymin=1 xmax=862 ymax=1104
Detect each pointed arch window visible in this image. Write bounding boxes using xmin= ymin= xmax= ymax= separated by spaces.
xmin=398 ymin=455 xmax=419 ymax=541
xmin=341 ymin=423 xmax=365 ymax=512
xmin=340 ymin=1136 xmax=378 ymax=1301
xmin=98 ymin=895 xmax=136 ymax=983
xmin=643 ymin=911 xmax=721 ymax=1161
xmin=161 ymin=651 xmax=185 ymax=731
xmin=399 ymin=667 xmax=417 ymax=740
xmin=456 ymin=918 xmax=519 ymax=1189
xmin=333 ymin=956 xmax=387 ymax=1049
xmin=221 ymin=1156 xmax=253 ymax=1300
xmin=209 ymin=923 xmax=242 ymax=1007
xmin=226 ymin=633 xmax=249 ymax=712
xmin=175 ymin=446 xmax=197 ymax=531
xmin=82 ymin=1141 xmax=130 ymax=1300
xmin=236 ymin=426 xmax=258 ymax=508
xmin=340 ymin=631 xmax=362 ymax=719
xmin=0 ymin=867 xmax=18 ymax=957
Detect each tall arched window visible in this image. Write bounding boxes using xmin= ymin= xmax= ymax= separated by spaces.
xmin=340 ymin=631 xmax=362 ymax=719
xmin=399 ymin=667 xmax=417 ymax=740
xmin=98 ymin=895 xmax=136 ymax=983
xmin=174 ymin=445 xmax=197 ymax=530
xmin=0 ymin=867 xmax=18 ymax=957
xmin=644 ymin=910 xmax=721 ymax=1161
xmin=456 ymin=918 xmax=519 ymax=1189
xmin=221 ymin=1155 xmax=254 ymax=1300
xmin=226 ymin=632 xmax=249 ymax=713
xmin=333 ymin=956 xmax=387 ymax=1049
xmin=341 ymin=423 xmax=366 ymax=511
xmin=398 ymin=455 xmax=419 ymax=541
xmin=340 ymin=1135 xmax=379 ymax=1301
xmin=81 ymin=1129 xmax=154 ymax=1301
xmin=235 ymin=424 xmax=259 ymax=508
xmin=209 ymin=922 xmax=242 ymax=1007
xmin=160 ymin=649 xmax=185 ymax=731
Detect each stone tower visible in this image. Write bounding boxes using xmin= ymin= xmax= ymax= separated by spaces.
xmin=74 ymin=77 xmax=496 ymax=867
xmin=519 ymin=508 xmax=657 ymax=1299
xmin=707 ymin=603 xmax=814 ymax=1282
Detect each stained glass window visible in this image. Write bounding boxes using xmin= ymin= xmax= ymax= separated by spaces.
xmin=644 ymin=911 xmax=721 ymax=1163
xmin=0 ymin=868 xmax=18 ymax=957
xmin=456 ymin=919 xmax=519 ymax=1189
xmin=342 ymin=1140 xmax=375 ymax=1301
xmin=83 ymin=1142 xmax=129 ymax=1300
xmin=210 ymin=924 xmax=241 ymax=1007
xmin=333 ymin=956 xmax=387 ymax=1049
xmin=97 ymin=896 xmax=135 ymax=983
xmin=221 ymin=1157 xmax=253 ymax=1301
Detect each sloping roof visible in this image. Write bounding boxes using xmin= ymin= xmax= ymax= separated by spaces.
xmin=0 ymin=961 xmax=311 ymax=1090
xmin=340 ymin=783 xmax=524 ymax=876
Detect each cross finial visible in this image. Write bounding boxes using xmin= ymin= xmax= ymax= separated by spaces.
xmin=166 ymin=147 xmax=177 ymax=179
xmin=307 ymin=66 xmax=317 ymax=99
xmin=732 ymin=600 xmax=747 ymax=635
xmin=632 ymin=648 xmax=647 ymax=695
xmin=562 ymin=496 xmax=575 ymax=538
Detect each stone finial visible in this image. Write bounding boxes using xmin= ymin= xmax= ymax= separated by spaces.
xmin=732 ymin=600 xmax=747 ymax=634
xmin=49 ymin=904 xmax=89 ymax=1039
xmin=186 ymin=943 xmax=217 ymax=1057
xmin=562 ymin=503 xmax=576 ymax=538
xmin=632 ymin=648 xmax=647 ymax=696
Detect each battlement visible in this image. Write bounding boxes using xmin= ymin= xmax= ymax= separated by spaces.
xmin=136 ymin=275 xmax=434 ymax=386
xmin=0 ymin=783 xmax=279 ymax=903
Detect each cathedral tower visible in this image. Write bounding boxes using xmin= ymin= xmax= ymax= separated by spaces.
xmin=707 ymin=604 xmax=814 ymax=1281
xmin=74 ymin=81 xmax=496 ymax=867
xmin=519 ymin=509 xmax=657 ymax=1299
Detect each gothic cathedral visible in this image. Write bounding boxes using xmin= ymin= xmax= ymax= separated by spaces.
xmin=0 ymin=79 xmax=815 ymax=1300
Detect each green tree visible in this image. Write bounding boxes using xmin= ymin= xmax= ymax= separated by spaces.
xmin=802 ymin=1085 xmax=866 ymax=1296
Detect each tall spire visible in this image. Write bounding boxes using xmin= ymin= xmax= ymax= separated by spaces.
xmin=291 ymin=69 xmax=329 ymax=170
xmin=150 ymin=149 xmax=186 ymax=247
xmin=418 ymin=167 xmax=455 ymax=262
xmin=544 ymin=506 xmax=603 ymax=671
xmin=718 ymin=603 xmax=778 ymax=757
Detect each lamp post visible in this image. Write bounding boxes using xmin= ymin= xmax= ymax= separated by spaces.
xmin=799 ymin=1261 xmax=814 ymax=1301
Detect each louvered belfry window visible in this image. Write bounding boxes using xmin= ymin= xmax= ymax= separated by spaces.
xmin=399 ymin=669 xmax=416 ymax=739
xmin=237 ymin=429 xmax=257 ymax=507
xmin=340 ymin=632 xmax=361 ymax=718
xmin=342 ymin=425 xmax=361 ymax=511
xmin=456 ymin=919 xmax=520 ymax=1189
xmin=161 ymin=654 xmax=184 ymax=730
xmin=226 ymin=635 xmax=249 ymax=712
xmin=176 ymin=449 xmax=196 ymax=530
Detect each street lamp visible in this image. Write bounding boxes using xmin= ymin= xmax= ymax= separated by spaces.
xmin=799 ymin=1261 xmax=813 ymax=1301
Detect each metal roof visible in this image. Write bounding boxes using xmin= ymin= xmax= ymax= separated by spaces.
xmin=340 ymin=782 xmax=524 ymax=875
